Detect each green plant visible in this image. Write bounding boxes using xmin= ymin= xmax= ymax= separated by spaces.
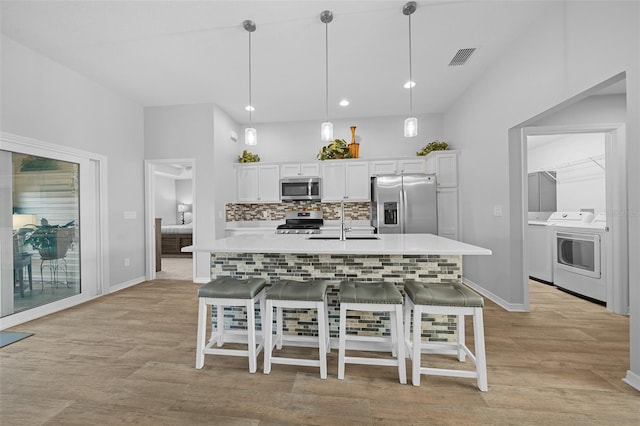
xmin=317 ymin=139 xmax=353 ymax=160
xmin=237 ymin=149 xmax=260 ymax=163
xmin=416 ymin=140 xmax=449 ymax=156
xmin=19 ymin=218 xmax=76 ymax=260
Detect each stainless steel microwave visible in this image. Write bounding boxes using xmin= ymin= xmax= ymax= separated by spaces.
xmin=280 ymin=177 xmax=322 ymax=201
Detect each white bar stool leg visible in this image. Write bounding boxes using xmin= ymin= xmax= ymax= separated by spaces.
xmin=247 ymin=298 xmax=257 ymax=373
xmin=474 ymin=307 xmax=488 ymax=391
xmin=394 ymin=304 xmax=407 ymax=384
xmin=263 ymin=299 xmax=274 ymax=374
xmin=338 ymin=303 xmax=347 ymax=380
xmin=215 ymin=303 xmax=224 ymax=346
xmin=457 ymin=313 xmax=466 ymax=362
xmin=412 ymin=304 xmax=422 ymax=386
xmin=318 ymin=301 xmax=328 ymax=379
xmin=196 ymin=298 xmax=207 ymax=369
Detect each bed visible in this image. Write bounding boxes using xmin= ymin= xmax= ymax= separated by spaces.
xmin=161 ymin=223 xmax=192 ymax=257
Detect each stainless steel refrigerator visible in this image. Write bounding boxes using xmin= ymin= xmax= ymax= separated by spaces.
xmin=370 ymin=174 xmax=437 ymax=234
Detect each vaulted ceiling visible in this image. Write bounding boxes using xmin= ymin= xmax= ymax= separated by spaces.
xmin=1 ymin=1 xmax=556 ymax=125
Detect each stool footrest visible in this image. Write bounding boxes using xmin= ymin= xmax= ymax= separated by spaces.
xmin=420 ymin=367 xmax=479 ymax=379
xmin=344 ymin=356 xmax=401 ymax=367
xmin=270 ymin=357 xmax=322 ymax=368
xmin=204 ymin=347 xmax=261 ymax=358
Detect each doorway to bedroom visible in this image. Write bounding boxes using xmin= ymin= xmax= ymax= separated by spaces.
xmin=145 ymin=159 xmax=195 ymax=282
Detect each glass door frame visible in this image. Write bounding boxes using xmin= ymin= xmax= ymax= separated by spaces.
xmin=0 ymin=132 xmax=108 ymax=329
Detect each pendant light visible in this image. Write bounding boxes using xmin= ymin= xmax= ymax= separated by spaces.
xmin=320 ymin=10 xmax=334 ymax=142
xmin=243 ymin=19 xmax=257 ymax=145
xmin=403 ymin=2 xmax=418 ymax=138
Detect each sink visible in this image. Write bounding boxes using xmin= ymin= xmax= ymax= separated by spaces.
xmin=307 ymin=235 xmax=380 ymax=240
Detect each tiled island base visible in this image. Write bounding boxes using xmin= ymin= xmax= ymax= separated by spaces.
xmin=210 ymin=252 xmax=462 ymax=342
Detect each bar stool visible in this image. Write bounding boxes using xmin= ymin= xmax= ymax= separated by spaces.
xmin=195 ymin=277 xmax=267 ymax=373
xmin=338 ymin=281 xmax=406 ymax=384
xmin=263 ymin=279 xmax=330 ymax=379
xmin=403 ymin=280 xmax=487 ymax=391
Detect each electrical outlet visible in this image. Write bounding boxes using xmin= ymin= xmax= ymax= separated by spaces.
xmin=124 ymin=258 xmax=130 ymax=267
xmin=493 ymin=205 xmax=503 ymax=217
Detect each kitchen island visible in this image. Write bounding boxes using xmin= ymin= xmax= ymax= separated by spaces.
xmin=185 ymin=233 xmax=491 ymax=341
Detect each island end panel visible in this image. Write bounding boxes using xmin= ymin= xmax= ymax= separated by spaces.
xmin=209 ymin=252 xmax=462 ymax=342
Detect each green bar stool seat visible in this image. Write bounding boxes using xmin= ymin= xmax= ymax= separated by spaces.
xmin=403 ymin=280 xmax=488 ymax=391
xmin=195 ymin=277 xmax=267 ymax=373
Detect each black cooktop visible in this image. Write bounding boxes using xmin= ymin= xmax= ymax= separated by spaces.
xmin=277 ymin=219 xmax=323 ymax=230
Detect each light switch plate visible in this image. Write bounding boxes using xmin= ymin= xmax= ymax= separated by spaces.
xmin=123 ymin=211 xmax=136 ymax=220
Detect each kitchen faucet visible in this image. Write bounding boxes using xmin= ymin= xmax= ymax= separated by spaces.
xmin=340 ymin=196 xmax=351 ymax=241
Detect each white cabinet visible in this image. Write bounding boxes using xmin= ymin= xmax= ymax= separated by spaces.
xmin=369 ymin=160 xmax=398 ymax=176
xmin=236 ymin=164 xmax=280 ymax=202
xmin=369 ymin=158 xmax=426 ymax=176
xmin=426 ymin=151 xmax=458 ymax=187
xmin=280 ymin=163 xmax=320 ymax=177
xmin=345 ymin=162 xmax=370 ymax=200
xmin=437 ymin=187 xmax=458 ymax=240
xmin=398 ymin=158 xmax=427 ymax=174
xmin=321 ymin=161 xmax=369 ymax=201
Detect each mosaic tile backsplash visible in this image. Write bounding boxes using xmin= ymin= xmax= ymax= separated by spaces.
xmin=226 ymin=201 xmax=370 ymax=222
xmin=210 ymin=252 xmax=462 ymax=342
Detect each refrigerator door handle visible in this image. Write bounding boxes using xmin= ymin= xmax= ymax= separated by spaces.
xmin=401 ymin=187 xmax=407 ymax=234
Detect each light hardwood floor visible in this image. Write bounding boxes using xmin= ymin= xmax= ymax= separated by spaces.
xmin=1 ymin=280 xmax=638 ymax=425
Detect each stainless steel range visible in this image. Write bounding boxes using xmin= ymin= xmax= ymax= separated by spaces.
xmin=276 ymin=209 xmax=323 ymax=234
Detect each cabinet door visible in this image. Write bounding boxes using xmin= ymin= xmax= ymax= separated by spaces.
xmin=426 ymin=152 xmax=457 ymax=187
xmin=437 ymin=187 xmax=458 ymax=240
xmin=257 ymin=164 xmax=280 ymax=202
xmin=370 ymin=160 xmax=397 ymax=176
xmin=321 ymin=161 xmax=346 ymax=201
xmin=345 ymin=162 xmax=370 ymax=200
xmin=236 ymin=165 xmax=259 ymax=202
xmin=280 ymin=164 xmax=301 ymax=177
xmin=300 ymin=163 xmax=320 ymax=177
xmin=398 ymin=158 xmax=426 ymax=174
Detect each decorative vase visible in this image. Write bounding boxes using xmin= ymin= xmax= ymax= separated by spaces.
xmin=348 ymin=126 xmax=360 ymax=158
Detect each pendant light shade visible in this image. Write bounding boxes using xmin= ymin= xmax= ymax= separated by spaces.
xmin=320 ymin=10 xmax=334 ymax=142
xmin=403 ymin=2 xmax=418 ymax=138
xmin=243 ymin=19 xmax=257 ymax=145
xmin=321 ymin=122 xmax=333 ymax=142
xmin=404 ymin=117 xmax=418 ymax=138
xmin=245 ymin=127 xmax=257 ymax=146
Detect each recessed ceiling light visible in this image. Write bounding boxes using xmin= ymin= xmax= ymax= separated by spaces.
xmin=404 ymin=81 xmax=416 ymax=89
xmin=245 ymin=105 xmax=255 ymax=112
xmin=339 ymin=99 xmax=349 ymax=107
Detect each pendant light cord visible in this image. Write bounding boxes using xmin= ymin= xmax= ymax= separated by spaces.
xmin=408 ymin=13 xmax=413 ymax=116
xmin=325 ymin=20 xmax=329 ymax=122
xmin=248 ymin=30 xmax=253 ymax=126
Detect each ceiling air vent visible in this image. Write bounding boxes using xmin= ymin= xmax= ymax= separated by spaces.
xmin=448 ymin=48 xmax=476 ymax=66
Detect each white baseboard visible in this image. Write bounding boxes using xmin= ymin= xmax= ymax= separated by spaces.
xmin=193 ymin=276 xmax=210 ymax=284
xmin=623 ymin=370 xmax=640 ymax=392
xmin=109 ymin=276 xmax=146 ymax=293
xmin=463 ymin=278 xmax=527 ymax=312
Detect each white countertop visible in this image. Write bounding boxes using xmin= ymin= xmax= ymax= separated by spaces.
xmin=184 ymin=233 xmax=491 ymax=256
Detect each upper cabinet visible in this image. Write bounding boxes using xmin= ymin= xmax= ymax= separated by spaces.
xmin=280 ymin=163 xmax=320 ymax=178
xmin=425 ymin=151 xmax=458 ymax=187
xmin=322 ymin=161 xmax=369 ymax=201
xmin=236 ymin=164 xmax=280 ymax=203
xmin=369 ymin=158 xmax=426 ymax=176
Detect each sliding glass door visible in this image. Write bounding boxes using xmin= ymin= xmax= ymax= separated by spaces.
xmin=1 ymin=152 xmax=81 ymax=317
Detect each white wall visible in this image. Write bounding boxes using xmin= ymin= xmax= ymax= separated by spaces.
xmin=247 ymin=113 xmax=443 ymax=163
xmin=528 ymin=133 xmax=606 ymax=213
xmin=442 ymin=1 xmax=640 ymax=386
xmin=213 ymin=105 xmax=241 ymax=239
xmin=144 ymin=104 xmax=216 ymax=282
xmin=0 ymin=34 xmax=145 ymax=288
